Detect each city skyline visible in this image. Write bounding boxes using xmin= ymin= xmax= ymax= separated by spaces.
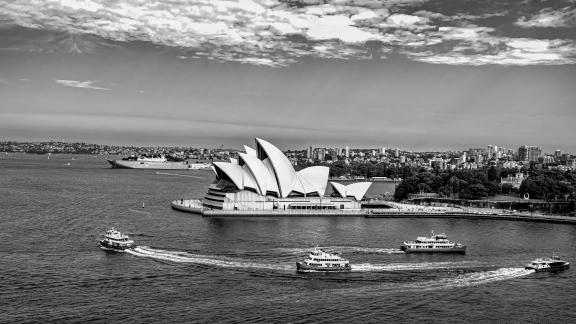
xmin=1 ymin=0 xmax=576 ymax=152
xmin=2 ymin=139 xmax=573 ymax=157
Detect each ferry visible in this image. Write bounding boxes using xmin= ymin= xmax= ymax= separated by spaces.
xmin=106 ymin=155 xmax=211 ymax=170
xmin=525 ymin=254 xmax=570 ymax=272
xmin=99 ymin=228 xmax=135 ymax=252
xmin=296 ymin=248 xmax=351 ymax=272
xmin=401 ymin=231 xmax=466 ymax=254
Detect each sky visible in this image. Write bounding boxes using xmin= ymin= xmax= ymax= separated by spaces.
xmin=0 ymin=0 xmax=575 ymax=153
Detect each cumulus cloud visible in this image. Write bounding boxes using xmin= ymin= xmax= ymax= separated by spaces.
xmin=0 ymin=0 xmax=574 ymax=66
xmin=55 ymin=79 xmax=111 ymax=90
xmin=516 ymin=7 xmax=576 ymax=28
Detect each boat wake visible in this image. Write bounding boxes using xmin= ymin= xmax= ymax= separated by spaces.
xmin=155 ymin=172 xmax=205 ymax=179
xmin=328 ymin=267 xmax=534 ymax=296
xmin=128 ymin=247 xmax=474 ymax=273
xmin=125 ymin=247 xmax=533 ymax=291
xmin=126 ymin=246 xmax=293 ymax=271
xmin=277 ymin=246 xmax=405 ymax=255
xmin=353 ymin=261 xmax=479 ymax=272
xmin=398 ymin=267 xmax=533 ymax=291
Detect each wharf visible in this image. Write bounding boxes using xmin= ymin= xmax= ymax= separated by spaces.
xmin=171 ymin=199 xmax=576 ymax=224
xmin=365 ymin=210 xmax=576 ymax=224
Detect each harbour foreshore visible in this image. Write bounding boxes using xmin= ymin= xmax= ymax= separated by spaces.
xmin=365 ymin=209 xmax=576 ymax=224
xmin=171 ymin=199 xmax=576 ymax=223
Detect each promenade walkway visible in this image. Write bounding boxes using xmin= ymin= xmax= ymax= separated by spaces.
xmin=171 ymin=199 xmax=576 ymax=224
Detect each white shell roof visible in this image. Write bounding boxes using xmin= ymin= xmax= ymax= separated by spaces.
xmin=330 ymin=181 xmax=372 ymax=200
xmin=244 ymin=145 xmax=257 ymax=157
xmin=297 ymin=166 xmax=329 ymax=196
xmin=213 ymin=162 xmax=245 ymax=190
xmin=213 ymin=139 xmax=330 ymax=198
xmin=256 ymin=138 xmax=298 ymax=198
xmin=239 ymin=152 xmax=273 ymax=195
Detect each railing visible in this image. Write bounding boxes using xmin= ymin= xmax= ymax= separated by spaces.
xmin=203 ymin=209 xmax=366 ymax=216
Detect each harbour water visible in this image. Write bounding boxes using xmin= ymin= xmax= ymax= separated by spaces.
xmin=1 ymin=154 xmax=576 ymax=323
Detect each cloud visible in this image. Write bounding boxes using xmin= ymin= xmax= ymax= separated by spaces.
xmin=408 ymin=37 xmax=576 ymax=66
xmin=0 ymin=0 xmax=575 ymax=66
xmin=516 ymin=7 xmax=576 ymax=28
xmin=55 ymin=79 xmax=111 ymax=90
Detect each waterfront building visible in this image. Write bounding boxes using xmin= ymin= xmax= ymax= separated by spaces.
xmin=202 ymin=139 xmax=371 ymax=211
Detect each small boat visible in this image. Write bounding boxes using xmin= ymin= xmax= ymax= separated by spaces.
xmin=401 ymin=231 xmax=466 ymax=254
xmin=525 ymin=254 xmax=570 ymax=272
xmin=99 ymin=228 xmax=135 ymax=252
xmin=296 ymin=248 xmax=351 ymax=272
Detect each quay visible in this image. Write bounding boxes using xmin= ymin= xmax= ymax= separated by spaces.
xmin=365 ymin=209 xmax=576 ymax=224
xmin=171 ymin=199 xmax=576 ymax=224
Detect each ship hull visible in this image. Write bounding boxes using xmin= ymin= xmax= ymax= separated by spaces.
xmin=400 ymin=245 xmax=467 ymax=254
xmin=296 ymin=262 xmax=352 ymax=273
xmin=526 ymin=263 xmax=570 ymax=272
xmin=99 ymin=240 xmax=134 ymax=252
xmin=106 ymin=159 xmax=210 ymax=170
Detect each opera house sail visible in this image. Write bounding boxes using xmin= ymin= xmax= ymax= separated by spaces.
xmin=190 ymin=138 xmax=372 ymax=215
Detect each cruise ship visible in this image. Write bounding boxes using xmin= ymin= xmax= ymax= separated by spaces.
xmin=296 ymin=248 xmax=351 ymax=272
xmin=106 ymin=155 xmax=212 ymax=170
xmin=525 ymin=254 xmax=570 ymax=272
xmin=401 ymin=231 xmax=466 ymax=254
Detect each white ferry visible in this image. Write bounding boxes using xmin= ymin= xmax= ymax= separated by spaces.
xmin=99 ymin=228 xmax=135 ymax=252
xmin=525 ymin=254 xmax=570 ymax=272
xmin=106 ymin=155 xmax=212 ymax=170
xmin=296 ymin=248 xmax=351 ymax=272
xmin=401 ymin=231 xmax=466 ymax=254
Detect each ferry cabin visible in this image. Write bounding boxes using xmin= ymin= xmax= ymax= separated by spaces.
xmin=403 ymin=242 xmax=456 ymax=249
xmin=304 ymin=250 xmax=349 ymax=268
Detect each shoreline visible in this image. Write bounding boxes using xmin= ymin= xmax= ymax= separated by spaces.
xmin=171 ymin=200 xmax=576 ymax=224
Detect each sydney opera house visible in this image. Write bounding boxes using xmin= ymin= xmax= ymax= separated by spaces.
xmin=198 ymin=138 xmax=372 ymax=213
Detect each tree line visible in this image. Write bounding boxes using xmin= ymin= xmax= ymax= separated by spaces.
xmin=393 ymin=167 xmax=576 ymax=201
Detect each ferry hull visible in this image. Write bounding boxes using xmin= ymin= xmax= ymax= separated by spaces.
xmin=400 ymin=245 xmax=467 ymax=254
xmin=99 ymin=240 xmax=134 ymax=252
xmin=525 ymin=263 xmax=570 ymax=272
xmin=296 ymin=262 xmax=352 ymax=273
xmin=106 ymin=159 xmax=210 ymax=170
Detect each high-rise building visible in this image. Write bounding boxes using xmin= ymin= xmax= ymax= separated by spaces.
xmin=518 ymin=145 xmax=542 ymax=162
xmin=555 ymin=149 xmax=562 ymax=158
xmin=307 ymin=146 xmax=312 ymax=159
xmin=487 ymin=145 xmax=495 ymax=159
xmin=380 ymin=147 xmax=386 ymax=155
xmin=318 ymin=148 xmax=326 ymax=161
xmin=345 ymin=146 xmax=349 ymax=158
xmin=395 ymin=147 xmax=400 ymax=158
xmin=330 ymin=148 xmax=337 ymax=160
